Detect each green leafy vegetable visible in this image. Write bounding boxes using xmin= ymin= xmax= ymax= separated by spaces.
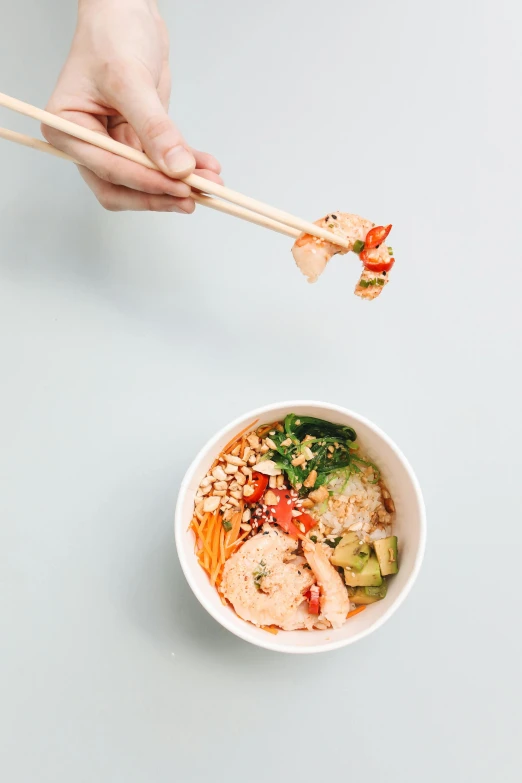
xmin=263 ymin=414 xmax=360 ymax=495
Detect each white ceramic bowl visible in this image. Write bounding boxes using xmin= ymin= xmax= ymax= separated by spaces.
xmin=175 ymin=401 xmax=426 ymax=654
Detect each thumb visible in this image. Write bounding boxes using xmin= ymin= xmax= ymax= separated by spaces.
xmin=105 ymin=64 xmax=195 ymax=178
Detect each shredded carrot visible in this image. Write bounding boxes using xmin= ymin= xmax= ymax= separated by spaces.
xmin=210 ymin=516 xmax=224 ymax=585
xmin=260 ymin=625 xmax=279 ymax=635
xmin=230 ymin=530 xmax=249 ymax=549
xmin=346 ymin=606 xmax=367 ymax=619
xmin=219 ymin=525 xmax=225 ymax=565
xmin=222 ymin=419 xmax=259 ymax=455
xmin=226 ymin=509 xmax=243 ymax=549
xmin=211 ymin=515 xmax=221 ymax=576
xmin=191 ymin=516 xmax=213 ymax=559
xmin=256 ymin=421 xmax=278 ymax=438
xmin=211 ymin=557 xmax=222 ymax=586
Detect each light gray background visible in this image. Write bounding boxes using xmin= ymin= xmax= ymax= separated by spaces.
xmin=1 ymin=1 xmax=520 ymax=781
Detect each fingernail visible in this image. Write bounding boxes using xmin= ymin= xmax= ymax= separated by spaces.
xmin=164 ymin=145 xmax=195 ymax=176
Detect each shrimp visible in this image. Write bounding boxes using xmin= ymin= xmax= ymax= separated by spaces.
xmin=291 ymin=212 xmax=393 ymax=299
xmin=220 ymin=524 xmax=314 ymax=629
xmin=302 ymin=539 xmax=350 ymax=629
xmin=355 ymin=268 xmax=389 ymax=300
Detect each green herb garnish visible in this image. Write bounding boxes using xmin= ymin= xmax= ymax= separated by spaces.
xmin=222 ymin=520 xmax=232 ymax=531
xmin=353 ymin=239 xmax=365 ymax=254
xmin=377 ymin=279 xmax=385 ymax=286
xmin=324 ymin=536 xmax=343 ymax=548
xmin=253 ymin=560 xmax=269 ymax=590
xmin=310 ymin=535 xmax=318 ymax=543
xmin=388 ymin=247 xmax=394 ymax=255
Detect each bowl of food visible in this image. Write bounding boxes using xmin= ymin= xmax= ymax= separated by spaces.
xmin=175 ymin=401 xmax=426 ymax=654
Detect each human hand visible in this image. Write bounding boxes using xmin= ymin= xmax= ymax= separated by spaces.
xmin=42 ymin=0 xmax=222 ymax=212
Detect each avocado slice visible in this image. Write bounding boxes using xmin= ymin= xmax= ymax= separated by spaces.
xmin=331 ymin=532 xmax=371 ymax=572
xmin=344 ymin=554 xmax=382 ymax=587
xmin=373 ymin=536 xmax=399 ymax=576
xmin=350 ymin=582 xmax=388 ymax=605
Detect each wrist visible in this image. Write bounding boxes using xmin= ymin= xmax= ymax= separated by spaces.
xmin=78 ymin=0 xmax=158 ymax=14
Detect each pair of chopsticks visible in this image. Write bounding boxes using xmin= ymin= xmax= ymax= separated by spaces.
xmin=0 ymin=91 xmax=349 ymax=247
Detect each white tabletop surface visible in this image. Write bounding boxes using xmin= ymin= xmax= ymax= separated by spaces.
xmin=1 ymin=1 xmax=521 ymax=781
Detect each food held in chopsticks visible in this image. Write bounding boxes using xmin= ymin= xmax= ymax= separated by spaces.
xmin=189 ymin=414 xmax=400 ymax=633
xmin=292 ymin=213 xmax=395 ymax=299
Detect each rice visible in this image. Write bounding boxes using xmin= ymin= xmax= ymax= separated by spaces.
xmin=311 ymin=467 xmax=394 ymax=543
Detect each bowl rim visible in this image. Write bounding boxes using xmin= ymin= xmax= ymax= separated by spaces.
xmin=174 ymin=400 xmax=427 ymax=654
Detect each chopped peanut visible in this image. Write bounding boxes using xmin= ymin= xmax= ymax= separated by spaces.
xmin=264 ymin=490 xmax=279 ymax=506
xmin=291 ymin=454 xmax=306 ymax=467
xmin=243 ymin=485 xmax=255 ymax=498
xmin=252 ymin=460 xmax=282 ymax=476
xmin=308 ymin=484 xmax=329 ymax=504
xmin=304 ymin=469 xmax=318 ymax=488
xmin=203 ymin=496 xmax=220 ymax=513
xmin=224 ymin=454 xmax=245 ymax=466
xmin=212 ymin=466 xmax=228 ymax=482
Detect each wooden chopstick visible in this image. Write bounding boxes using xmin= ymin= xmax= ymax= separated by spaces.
xmin=0 ymin=126 xmax=300 ymax=238
xmin=0 ymin=92 xmax=348 ymax=248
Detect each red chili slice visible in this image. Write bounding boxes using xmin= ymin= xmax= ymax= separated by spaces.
xmin=297 ymin=513 xmax=318 ymax=533
xmin=308 ymin=584 xmax=320 ymax=614
xmin=360 ymin=250 xmax=395 ymax=274
xmin=364 ymin=224 xmax=392 ymax=249
xmin=244 ymin=472 xmax=269 ymax=504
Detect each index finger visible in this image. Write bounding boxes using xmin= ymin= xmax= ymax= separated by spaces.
xmin=41 ymin=110 xmax=192 ymax=198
